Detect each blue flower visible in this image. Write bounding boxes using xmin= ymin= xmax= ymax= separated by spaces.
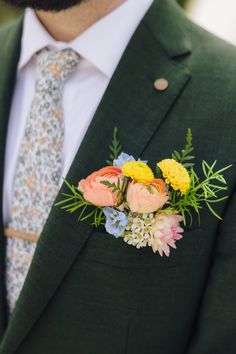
xmin=113 ymin=152 xmax=148 ymax=168
xmin=103 ymin=207 xmax=128 ymax=238
xmin=113 ymin=152 xmax=135 ymax=168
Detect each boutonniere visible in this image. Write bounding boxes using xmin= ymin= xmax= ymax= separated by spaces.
xmin=56 ymin=129 xmax=231 ymax=257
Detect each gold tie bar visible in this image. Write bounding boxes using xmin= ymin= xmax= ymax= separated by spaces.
xmin=4 ymin=228 xmax=39 ymax=242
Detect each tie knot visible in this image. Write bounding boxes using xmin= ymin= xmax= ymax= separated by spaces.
xmin=35 ymin=48 xmax=80 ymax=92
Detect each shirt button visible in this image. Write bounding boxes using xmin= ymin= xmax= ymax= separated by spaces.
xmin=154 ymin=78 xmax=169 ymax=91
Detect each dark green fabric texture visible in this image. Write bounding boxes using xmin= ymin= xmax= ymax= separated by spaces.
xmin=0 ymin=0 xmax=236 ymax=353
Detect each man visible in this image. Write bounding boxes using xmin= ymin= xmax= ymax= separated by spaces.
xmin=0 ymin=0 xmax=236 ymax=353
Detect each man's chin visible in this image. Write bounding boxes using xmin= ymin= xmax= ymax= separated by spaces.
xmin=3 ymin=0 xmax=83 ymax=11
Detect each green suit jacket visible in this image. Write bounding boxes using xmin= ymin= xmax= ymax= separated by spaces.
xmin=0 ymin=1 xmax=236 ymax=353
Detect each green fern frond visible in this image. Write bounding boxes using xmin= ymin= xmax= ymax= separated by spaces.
xmin=172 ymin=128 xmax=195 ymax=169
xmin=106 ymin=127 xmax=122 ymax=165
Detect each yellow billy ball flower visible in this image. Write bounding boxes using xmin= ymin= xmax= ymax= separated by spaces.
xmin=122 ymin=161 xmax=154 ymax=183
xmin=157 ymin=159 xmax=191 ymax=194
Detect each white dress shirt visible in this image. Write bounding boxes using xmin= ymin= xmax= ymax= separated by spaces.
xmin=3 ymin=0 xmax=153 ymax=225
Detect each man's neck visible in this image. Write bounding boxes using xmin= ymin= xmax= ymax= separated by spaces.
xmin=36 ymin=0 xmax=125 ymax=42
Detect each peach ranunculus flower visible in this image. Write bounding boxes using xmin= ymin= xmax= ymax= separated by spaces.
xmin=126 ymin=179 xmax=169 ymax=214
xmin=151 ymin=213 xmax=184 ymax=257
xmin=78 ymin=166 xmax=122 ymax=207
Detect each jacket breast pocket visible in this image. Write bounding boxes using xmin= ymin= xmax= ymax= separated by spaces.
xmin=80 ymin=226 xmax=207 ymax=269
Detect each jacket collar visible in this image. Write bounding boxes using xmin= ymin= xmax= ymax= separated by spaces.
xmin=148 ymin=0 xmax=192 ymax=58
xmin=145 ymin=0 xmax=192 ymax=58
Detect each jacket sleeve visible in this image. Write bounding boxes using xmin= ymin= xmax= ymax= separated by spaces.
xmin=186 ymin=185 xmax=236 ymax=354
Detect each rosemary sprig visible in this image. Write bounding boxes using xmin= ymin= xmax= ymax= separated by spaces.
xmin=169 ymin=160 xmax=232 ymax=225
xmin=55 ymin=179 xmax=105 ymax=226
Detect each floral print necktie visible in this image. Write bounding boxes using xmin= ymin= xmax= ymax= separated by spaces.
xmin=6 ymin=48 xmax=80 ymax=314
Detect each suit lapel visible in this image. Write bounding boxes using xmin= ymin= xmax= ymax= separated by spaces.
xmin=0 ymin=16 xmax=23 ymax=340
xmin=0 ymin=1 xmax=192 ymax=352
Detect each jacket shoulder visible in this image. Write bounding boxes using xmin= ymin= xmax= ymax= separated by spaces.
xmin=186 ymin=18 xmax=236 ymax=71
xmin=0 ymin=15 xmax=23 ymax=46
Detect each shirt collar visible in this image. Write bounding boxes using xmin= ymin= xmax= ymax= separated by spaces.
xmin=18 ymin=0 xmax=153 ymax=78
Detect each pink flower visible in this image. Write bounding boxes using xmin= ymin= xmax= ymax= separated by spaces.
xmin=78 ymin=166 xmax=122 ymax=207
xmin=151 ymin=213 xmax=184 ymax=257
xmin=126 ymin=179 xmax=169 ymax=213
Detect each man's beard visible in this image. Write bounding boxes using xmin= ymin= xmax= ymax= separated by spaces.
xmin=3 ymin=0 xmax=86 ymax=11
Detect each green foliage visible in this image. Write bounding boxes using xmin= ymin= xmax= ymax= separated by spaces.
xmin=172 ymin=128 xmax=195 ymax=169
xmin=169 ymin=129 xmax=232 ymax=225
xmin=100 ymin=177 xmax=129 ymax=206
xmin=169 ymin=160 xmax=232 ymax=225
xmin=106 ymin=127 xmax=122 ymax=165
xmin=55 ymin=179 xmax=105 ymax=227
xmin=100 ymin=180 xmax=123 ymax=199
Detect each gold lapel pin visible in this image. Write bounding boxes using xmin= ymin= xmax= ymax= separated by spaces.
xmin=154 ymin=78 xmax=169 ymax=92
